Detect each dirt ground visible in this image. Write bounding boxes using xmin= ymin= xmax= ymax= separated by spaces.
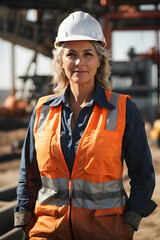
xmin=0 ymin=125 xmax=159 ymax=239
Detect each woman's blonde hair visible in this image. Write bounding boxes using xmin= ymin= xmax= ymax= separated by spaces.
xmin=51 ymin=41 xmax=112 ymax=96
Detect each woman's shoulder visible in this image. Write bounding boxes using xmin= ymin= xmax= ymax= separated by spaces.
xmin=36 ymin=94 xmax=58 ymax=109
xmin=125 ymin=98 xmax=145 ymax=126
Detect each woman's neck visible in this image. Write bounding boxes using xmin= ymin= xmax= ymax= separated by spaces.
xmin=67 ymin=82 xmax=95 ymax=132
xmin=68 ymin=82 xmax=95 ymax=107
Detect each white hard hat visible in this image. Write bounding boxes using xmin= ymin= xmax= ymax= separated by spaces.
xmin=54 ymin=11 xmax=107 ymax=47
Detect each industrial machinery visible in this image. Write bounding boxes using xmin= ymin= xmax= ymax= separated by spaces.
xmin=111 ymin=48 xmax=159 ymax=123
xmin=0 ymin=0 xmax=159 ymax=123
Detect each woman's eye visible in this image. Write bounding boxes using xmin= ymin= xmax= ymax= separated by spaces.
xmin=67 ymin=52 xmax=76 ymax=57
xmin=84 ymin=52 xmax=93 ymax=56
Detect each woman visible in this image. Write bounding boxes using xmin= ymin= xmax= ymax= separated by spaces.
xmin=14 ymin=11 xmax=156 ymax=240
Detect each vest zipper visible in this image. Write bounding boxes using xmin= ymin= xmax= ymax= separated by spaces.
xmin=69 ymin=175 xmax=74 ymax=240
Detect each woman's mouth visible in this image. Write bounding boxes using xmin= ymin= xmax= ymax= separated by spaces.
xmin=73 ymin=70 xmax=87 ymax=74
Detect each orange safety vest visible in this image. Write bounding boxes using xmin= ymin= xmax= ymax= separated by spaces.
xmin=29 ymin=91 xmax=131 ymax=240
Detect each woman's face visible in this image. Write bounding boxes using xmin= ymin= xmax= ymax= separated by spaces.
xmin=62 ymin=40 xmax=100 ymax=85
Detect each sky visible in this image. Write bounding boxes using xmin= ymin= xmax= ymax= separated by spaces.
xmin=112 ymin=30 xmax=158 ymax=60
xmin=0 ymin=39 xmax=53 ymax=90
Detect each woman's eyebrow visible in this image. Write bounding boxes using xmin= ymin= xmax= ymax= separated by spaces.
xmin=66 ymin=48 xmax=94 ymax=53
xmin=84 ymin=49 xmax=94 ymax=52
xmin=66 ymin=49 xmax=76 ymax=52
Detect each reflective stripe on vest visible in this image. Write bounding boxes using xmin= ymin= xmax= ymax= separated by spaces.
xmin=38 ymin=176 xmax=69 ymax=206
xmin=37 ymin=95 xmax=55 ymax=132
xmin=37 ymin=176 xmax=126 ymax=209
xmin=106 ymin=92 xmax=119 ymax=131
xmin=72 ymin=178 xmax=126 ymax=209
xmin=37 ymin=105 xmax=50 ymax=132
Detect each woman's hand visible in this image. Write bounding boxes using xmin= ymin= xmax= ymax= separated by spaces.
xmin=124 ymin=223 xmax=135 ymax=239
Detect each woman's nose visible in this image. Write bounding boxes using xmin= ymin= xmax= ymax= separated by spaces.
xmin=75 ymin=58 xmax=84 ymax=66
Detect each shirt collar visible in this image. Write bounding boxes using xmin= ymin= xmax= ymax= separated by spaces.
xmin=43 ymin=90 xmax=66 ymax=107
xmin=43 ymin=81 xmax=115 ymax=109
xmin=93 ymin=81 xmax=114 ymax=109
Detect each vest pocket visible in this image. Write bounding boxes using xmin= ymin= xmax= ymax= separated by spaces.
xmin=85 ymin=130 xmax=122 ymax=177
xmin=34 ymin=131 xmax=56 ymax=171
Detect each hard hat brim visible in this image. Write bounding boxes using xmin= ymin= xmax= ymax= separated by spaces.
xmin=54 ymin=35 xmax=107 ymax=47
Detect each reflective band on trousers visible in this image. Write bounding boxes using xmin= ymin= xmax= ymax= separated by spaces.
xmin=38 ymin=176 xmax=126 ymax=209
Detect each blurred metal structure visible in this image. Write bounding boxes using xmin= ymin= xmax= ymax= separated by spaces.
xmin=0 ymin=0 xmax=159 ymax=56
xmin=111 ymin=58 xmax=157 ymax=123
xmin=0 ymin=0 xmax=103 ymax=57
xmin=100 ymin=1 xmax=160 ymax=123
xmin=0 ymin=0 xmax=159 ymax=123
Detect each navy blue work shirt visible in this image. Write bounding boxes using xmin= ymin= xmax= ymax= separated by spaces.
xmin=15 ymin=81 xmax=156 ymax=220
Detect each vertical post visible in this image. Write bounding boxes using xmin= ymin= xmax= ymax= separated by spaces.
xmin=103 ymin=14 xmax=112 ymax=51
xmin=11 ymin=43 xmax=16 ymax=96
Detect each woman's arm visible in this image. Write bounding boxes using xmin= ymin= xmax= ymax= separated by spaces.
xmin=122 ymin=98 xmax=157 ymax=231
xmin=14 ymin=108 xmax=42 ymax=227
